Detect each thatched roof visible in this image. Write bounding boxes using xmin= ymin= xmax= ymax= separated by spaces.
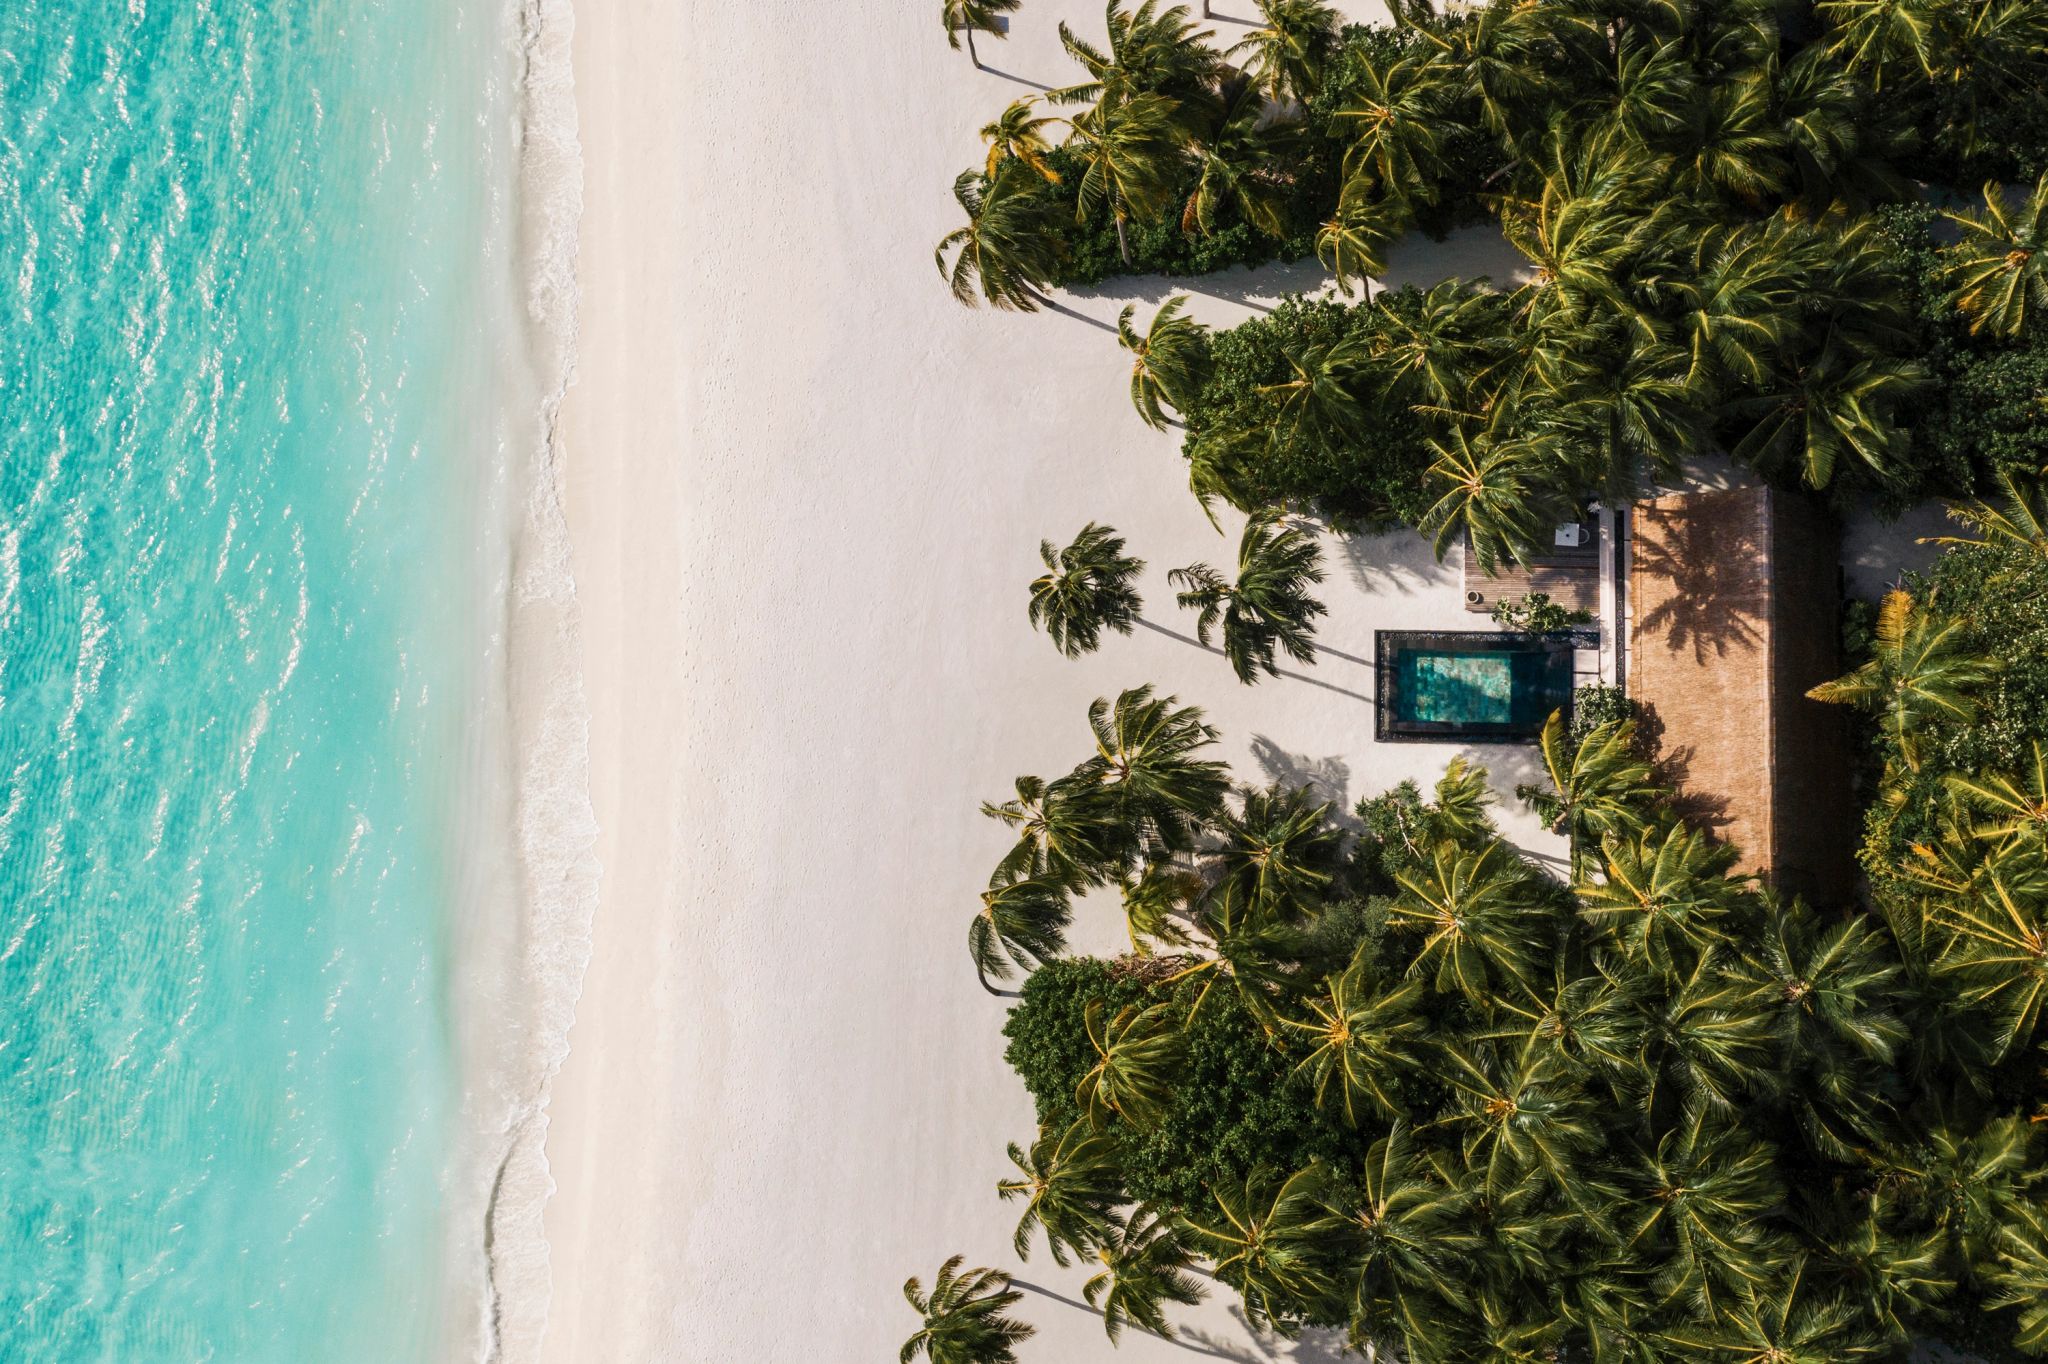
xmin=1627 ymin=486 xmax=1857 ymax=905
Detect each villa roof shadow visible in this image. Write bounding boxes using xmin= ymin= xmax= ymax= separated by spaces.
xmin=1628 ymin=486 xmax=1857 ymax=906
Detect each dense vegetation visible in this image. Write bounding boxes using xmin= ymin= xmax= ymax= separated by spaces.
xmin=937 ymin=0 xmax=2048 ymax=550
xmin=966 ymin=675 xmax=2046 ymax=1360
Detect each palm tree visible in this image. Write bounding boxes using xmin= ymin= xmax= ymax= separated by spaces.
xmin=1315 ymin=210 xmax=1395 ymax=298
xmin=1118 ymin=295 xmax=1211 ymax=429
xmin=983 ymin=773 xmax=1119 ymax=887
xmin=1417 ymin=425 xmax=1558 ymax=574
xmin=1578 ymin=822 xmax=1741 ymax=976
xmin=1074 ymin=685 xmax=1231 ymax=857
xmin=1076 ymin=999 xmax=1183 ymax=1128
xmin=1529 ymin=711 xmax=1660 ymax=877
xmin=1054 ymin=1 xmax=1221 ymax=112
xmin=901 ymin=1256 xmax=1036 ymax=1364
xmin=1066 ymin=92 xmax=1188 ymax=266
xmin=1211 ymin=782 xmax=1345 ymax=909
xmin=1333 ymin=50 xmax=1454 ymax=209
xmin=1181 ymin=81 xmax=1303 ymax=239
xmin=1227 ymin=0 xmax=1342 ymax=105
xmin=1388 ymin=838 xmax=1544 ymax=1002
xmin=1925 ymin=867 xmax=2048 ymax=1059
xmin=1669 ymin=219 xmax=1809 ymax=393
xmin=1940 ymin=173 xmax=2048 ymax=339
xmin=980 ymin=98 xmax=1063 ymax=183
xmin=1725 ymin=342 xmax=1925 ymax=490
xmin=1669 ymin=76 xmax=1791 ymax=209
xmin=1437 ymin=1037 xmax=1602 ymax=1205
xmin=935 ymin=166 xmax=1065 ymax=311
xmin=1623 ymin=1117 xmax=1790 ymax=1317
xmin=969 ymin=866 xmax=1072 ymax=993
xmin=1636 ymin=947 xmax=1778 ymax=1115
xmin=1659 ymin=1257 xmax=1883 ymax=1363
xmin=1929 ymin=462 xmax=2048 ymax=558
xmin=943 ymin=0 xmax=1022 ymax=70
xmin=1374 ymin=281 xmax=1511 ymax=415
xmin=1170 ymin=511 xmax=1327 ymax=685
xmin=1806 ymin=589 xmax=1992 ymax=772
xmin=1946 ymin=742 xmax=2048 ymax=854
xmin=1028 ymin=522 xmax=1146 ymax=658
xmin=1118 ymin=858 xmax=1202 ymax=950
xmin=1279 ymin=946 xmax=1425 ymax=1125
xmin=1526 ymin=332 xmax=1705 ymax=492
xmin=999 ymin=1122 xmax=1127 ymax=1264
xmin=1256 ymin=331 xmax=1372 ymax=447
xmin=1177 ymin=1164 xmax=1339 ymax=1332
xmin=1332 ymin=1125 xmax=1472 ymax=1361
xmin=1988 ymin=1203 xmax=2048 ymax=1355
xmin=1815 ymin=0 xmax=1942 ymax=90
xmin=1082 ymin=1206 xmax=1206 ymax=1341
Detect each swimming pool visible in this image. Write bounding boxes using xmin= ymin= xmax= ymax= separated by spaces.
xmin=1375 ymin=631 xmax=1578 ymax=743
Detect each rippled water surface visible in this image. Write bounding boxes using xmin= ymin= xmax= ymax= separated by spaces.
xmin=0 ymin=4 xmax=524 ymax=1358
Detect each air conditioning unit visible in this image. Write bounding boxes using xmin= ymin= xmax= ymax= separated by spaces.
xmin=1554 ymin=522 xmax=1586 ymax=548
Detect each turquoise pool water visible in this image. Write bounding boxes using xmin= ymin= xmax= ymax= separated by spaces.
xmin=0 ymin=4 xmax=539 ymax=1359
xmin=1377 ymin=632 xmax=1576 ymax=742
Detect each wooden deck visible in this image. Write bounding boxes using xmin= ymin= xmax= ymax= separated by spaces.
xmin=1461 ymin=522 xmax=1602 ymax=615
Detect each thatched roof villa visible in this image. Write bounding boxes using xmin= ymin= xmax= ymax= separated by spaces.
xmin=1626 ymin=485 xmax=1859 ymax=906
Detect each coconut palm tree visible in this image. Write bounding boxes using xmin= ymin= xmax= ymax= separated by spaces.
xmin=1725 ymin=340 xmax=1924 ymax=488
xmin=1988 ymin=1203 xmax=2048 ymax=1354
xmin=1925 ymin=867 xmax=2048 ymax=1058
xmin=1280 ymin=946 xmax=1426 ymax=1125
xmin=1082 ymin=1206 xmax=1207 ymax=1341
xmin=980 ymin=98 xmax=1063 ymax=183
xmin=1636 ymin=947 xmax=1779 ymax=1115
xmin=1181 ymin=80 xmax=1303 ymax=239
xmin=1055 ymin=0 xmax=1222 ymax=112
xmin=1374 ymin=281 xmax=1512 ymax=415
xmin=944 ymin=0 xmax=1022 ymax=70
xmin=1668 ymin=218 xmax=1810 ymax=392
xmin=1074 ymin=685 xmax=1231 ymax=857
xmin=983 ymin=773 xmax=1119 ymax=887
xmin=1437 ymin=1036 xmax=1603 ymax=1204
xmin=1171 ymin=880 xmax=1306 ymax=1030
xmin=1332 ymin=1125 xmax=1473 ymax=1361
xmin=1806 ymin=589 xmax=1992 ymax=772
xmin=1417 ymin=426 xmax=1560 ymax=574
xmin=1334 ymin=50 xmax=1454 ymax=209
xmin=1659 ymin=1257 xmax=1884 ymax=1363
xmin=1076 ymin=999 xmax=1184 ymax=1128
xmin=1227 ymin=0 xmax=1342 ymax=105
xmin=1211 ymin=782 xmax=1345 ymax=909
xmin=901 ymin=1256 xmax=1036 ymax=1364
xmin=1315 ymin=210 xmax=1395 ymax=298
xmin=1119 ymin=296 xmax=1211 ymax=429
xmin=1066 ymin=92 xmax=1188 ymax=266
xmin=1170 ymin=511 xmax=1327 ymax=685
xmin=1578 ymin=822 xmax=1742 ymax=976
xmin=1177 ymin=1163 xmax=1339 ymax=1332
xmin=1422 ymin=0 xmax=1553 ymax=146
xmin=1028 ymin=522 xmax=1146 ymax=658
xmin=1527 ymin=332 xmax=1705 ymax=492
xmin=1118 ymin=858 xmax=1203 ymax=949
xmin=1257 ymin=331 xmax=1372 ymax=449
xmin=935 ymin=166 xmax=1066 ymax=311
xmin=1389 ymin=838 xmax=1545 ymax=1003
xmin=1814 ymin=0 xmax=1942 ymax=91
xmin=1669 ymin=76 xmax=1791 ymax=208
xmin=1930 ymin=462 xmax=2048 ymax=559
xmin=1623 ymin=1117 xmax=1790 ymax=1317
xmin=999 ymin=1122 xmax=1127 ymax=1264
xmin=1529 ymin=712 xmax=1660 ymax=877
xmin=1940 ymin=173 xmax=2048 ymax=339
xmin=1946 ymin=742 xmax=2048 ymax=854
xmin=970 ymin=867 xmax=1072 ymax=993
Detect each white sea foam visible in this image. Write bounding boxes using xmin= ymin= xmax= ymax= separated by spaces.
xmin=446 ymin=1 xmax=596 ymax=1361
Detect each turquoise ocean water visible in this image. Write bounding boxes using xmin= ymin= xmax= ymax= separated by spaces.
xmin=0 ymin=4 xmax=549 ymax=1359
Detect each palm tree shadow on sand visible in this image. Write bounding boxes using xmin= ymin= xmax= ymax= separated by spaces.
xmin=1010 ymin=1280 xmax=1242 ymax=1360
xmin=1134 ymin=617 xmax=1374 ymax=705
xmin=1012 ymin=1281 xmax=1347 ymax=1362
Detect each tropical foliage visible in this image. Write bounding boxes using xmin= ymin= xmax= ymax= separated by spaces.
xmin=964 ymin=686 xmax=2048 ymax=1357
xmin=1027 ymin=522 xmax=1146 ymax=657
xmin=936 ymin=0 xmax=2048 ymax=541
xmin=1169 ymin=510 xmax=1326 ymax=684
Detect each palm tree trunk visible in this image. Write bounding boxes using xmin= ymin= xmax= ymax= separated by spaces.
xmin=967 ymin=25 xmax=981 ymax=69
xmin=976 ymin=964 xmax=1022 ymax=999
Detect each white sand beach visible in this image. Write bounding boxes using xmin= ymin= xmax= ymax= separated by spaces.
xmin=535 ymin=2 xmax=1937 ymax=1359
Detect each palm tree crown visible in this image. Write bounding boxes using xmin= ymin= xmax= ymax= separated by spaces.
xmin=1028 ymin=522 xmax=1146 ymax=657
xmin=1170 ymin=511 xmax=1328 ymax=684
xmin=901 ymin=1256 xmax=1035 ymax=1364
